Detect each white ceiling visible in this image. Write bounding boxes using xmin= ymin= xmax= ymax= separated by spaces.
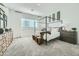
xmin=3 ymin=3 xmax=79 ymax=16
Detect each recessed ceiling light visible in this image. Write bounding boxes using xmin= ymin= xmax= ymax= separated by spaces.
xmin=31 ymin=9 xmax=34 ymax=11
xmin=37 ymin=4 xmax=40 ymax=6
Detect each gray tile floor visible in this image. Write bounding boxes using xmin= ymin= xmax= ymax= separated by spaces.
xmin=3 ymin=37 xmax=79 ymax=56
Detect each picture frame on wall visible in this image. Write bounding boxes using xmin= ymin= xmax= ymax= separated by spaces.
xmin=48 ymin=15 xmax=51 ymax=22
xmin=0 ymin=8 xmax=7 ymax=28
xmin=52 ymin=13 xmax=55 ymax=21
xmin=57 ymin=11 xmax=60 ymax=20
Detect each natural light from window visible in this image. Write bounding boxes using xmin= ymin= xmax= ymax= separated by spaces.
xmin=21 ymin=18 xmax=38 ymax=29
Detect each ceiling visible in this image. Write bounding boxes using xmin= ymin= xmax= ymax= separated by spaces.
xmin=3 ymin=3 xmax=79 ymax=16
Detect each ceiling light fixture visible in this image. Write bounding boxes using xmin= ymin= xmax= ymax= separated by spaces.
xmin=31 ymin=9 xmax=34 ymax=11
xmin=37 ymin=3 xmax=40 ymax=6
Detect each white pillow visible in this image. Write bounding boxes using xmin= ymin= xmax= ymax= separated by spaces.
xmin=51 ymin=28 xmax=59 ymax=34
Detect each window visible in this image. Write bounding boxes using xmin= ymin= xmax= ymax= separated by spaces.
xmin=21 ymin=18 xmax=38 ymax=29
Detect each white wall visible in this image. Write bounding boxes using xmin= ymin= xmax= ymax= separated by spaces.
xmin=7 ymin=10 xmax=22 ymax=38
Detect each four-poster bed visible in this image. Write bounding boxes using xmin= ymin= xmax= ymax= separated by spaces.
xmin=32 ymin=11 xmax=63 ymax=45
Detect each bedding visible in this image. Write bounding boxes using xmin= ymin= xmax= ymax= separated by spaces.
xmin=48 ymin=21 xmax=62 ymax=28
xmin=43 ymin=28 xmax=60 ymax=41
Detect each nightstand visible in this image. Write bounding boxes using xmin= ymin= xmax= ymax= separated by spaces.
xmin=60 ymin=30 xmax=77 ymax=44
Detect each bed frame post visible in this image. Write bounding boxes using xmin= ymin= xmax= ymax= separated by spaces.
xmin=45 ymin=16 xmax=47 ymax=45
xmin=34 ymin=20 xmax=36 ymax=35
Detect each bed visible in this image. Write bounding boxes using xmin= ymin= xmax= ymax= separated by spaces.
xmin=33 ymin=11 xmax=63 ymax=44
